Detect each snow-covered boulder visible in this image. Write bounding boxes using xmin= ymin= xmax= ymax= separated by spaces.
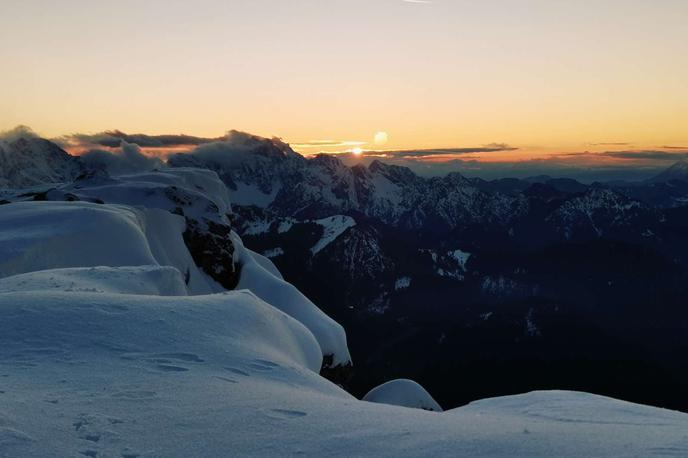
xmin=363 ymin=379 xmax=443 ymax=412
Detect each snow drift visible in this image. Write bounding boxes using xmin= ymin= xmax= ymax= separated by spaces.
xmin=363 ymin=379 xmax=443 ymax=412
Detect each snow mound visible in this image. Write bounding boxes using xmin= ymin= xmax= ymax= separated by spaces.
xmin=233 ymin=233 xmax=352 ymax=368
xmin=0 ymin=202 xmax=156 ymax=278
xmin=0 ymin=266 xmax=188 ymax=296
xmin=363 ymin=379 xmax=443 ymax=412
xmin=0 ymin=202 xmax=218 ymax=294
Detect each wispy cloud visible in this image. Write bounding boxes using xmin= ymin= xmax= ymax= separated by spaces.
xmin=370 ymin=143 xmax=518 ymax=158
xmin=80 ymin=141 xmax=164 ymax=175
xmin=588 ymin=142 xmax=631 ymax=147
xmin=292 ymin=140 xmax=367 ymax=149
xmin=0 ymin=125 xmax=39 ymax=142
xmin=600 ymin=150 xmax=688 ymax=160
xmin=61 ymin=130 xmax=223 ymax=150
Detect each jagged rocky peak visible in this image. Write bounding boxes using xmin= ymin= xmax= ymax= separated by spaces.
xmin=310 ymin=152 xmax=346 ymax=169
xmin=368 ymin=159 xmax=418 ymax=184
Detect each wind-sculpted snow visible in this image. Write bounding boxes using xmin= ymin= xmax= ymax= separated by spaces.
xmin=5 ymin=167 xmax=240 ymax=290
xmin=0 ymin=202 xmax=219 ymax=295
xmin=233 ymin=232 xmax=352 ymax=368
xmin=0 ymin=266 xmax=188 ymax=296
xmin=0 ymin=202 xmax=157 ymax=278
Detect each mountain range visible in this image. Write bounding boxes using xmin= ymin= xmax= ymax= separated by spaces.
xmin=3 ymin=131 xmax=688 ymax=413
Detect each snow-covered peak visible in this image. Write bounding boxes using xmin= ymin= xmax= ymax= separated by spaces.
xmin=0 ymin=136 xmax=83 ymax=188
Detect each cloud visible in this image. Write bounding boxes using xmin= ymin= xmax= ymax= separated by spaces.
xmin=168 ymin=130 xmax=298 ymax=169
xmin=588 ymin=142 xmax=631 ymax=146
xmin=63 ymin=130 xmax=223 ymax=149
xmin=80 ymin=141 xmax=164 ymax=175
xmin=0 ymin=125 xmax=40 ymax=142
xmin=373 ymin=144 xmax=518 ymax=158
xmin=661 ymin=145 xmax=688 ymax=150
xmin=291 ymin=140 xmax=367 ymax=149
xmin=600 ymin=150 xmax=688 ymax=161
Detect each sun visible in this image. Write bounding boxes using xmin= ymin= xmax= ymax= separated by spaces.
xmin=374 ymin=131 xmax=389 ymax=146
xmin=352 ymin=147 xmax=364 ymax=156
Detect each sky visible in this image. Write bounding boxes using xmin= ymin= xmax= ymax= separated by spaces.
xmin=1 ymin=0 xmax=687 ymax=178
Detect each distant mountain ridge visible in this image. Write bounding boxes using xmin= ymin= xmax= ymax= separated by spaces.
xmin=647 ymin=159 xmax=688 ymax=183
xmin=0 ymin=136 xmax=83 ymax=188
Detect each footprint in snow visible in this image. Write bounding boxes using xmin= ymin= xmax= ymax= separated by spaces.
xmin=224 ymin=367 xmax=250 ymax=377
xmin=248 ymin=359 xmax=281 ymax=371
xmin=152 ymin=353 xmax=204 ymax=363
xmin=156 ymin=365 xmax=189 ymax=373
xmin=266 ymin=409 xmax=308 ymax=420
xmin=111 ymin=390 xmax=157 ymax=400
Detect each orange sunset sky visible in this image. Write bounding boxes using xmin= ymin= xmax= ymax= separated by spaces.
xmin=1 ymin=0 xmax=687 ymax=169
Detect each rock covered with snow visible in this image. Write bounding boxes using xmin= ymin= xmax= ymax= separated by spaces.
xmin=363 ymin=379 xmax=443 ymax=412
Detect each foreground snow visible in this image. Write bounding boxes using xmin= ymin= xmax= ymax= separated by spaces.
xmin=1 ymin=289 xmax=687 ymax=457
